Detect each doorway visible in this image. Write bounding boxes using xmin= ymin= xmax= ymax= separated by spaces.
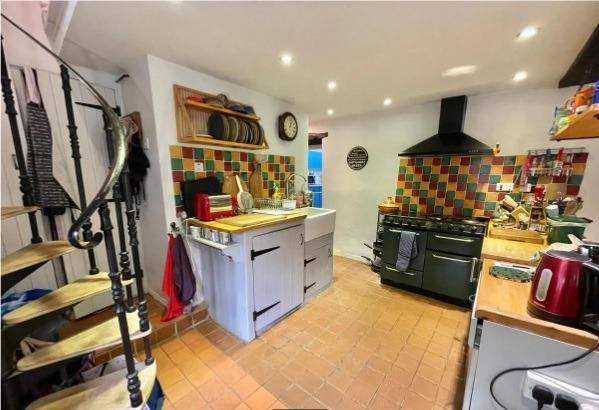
xmin=308 ymin=148 xmax=322 ymax=207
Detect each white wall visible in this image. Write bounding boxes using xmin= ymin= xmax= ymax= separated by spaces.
xmin=122 ymin=55 xmax=309 ymax=297
xmin=311 ymin=87 xmax=599 ymax=260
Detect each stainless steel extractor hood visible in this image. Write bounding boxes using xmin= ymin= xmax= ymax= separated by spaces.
xmin=400 ymin=95 xmax=493 ymax=156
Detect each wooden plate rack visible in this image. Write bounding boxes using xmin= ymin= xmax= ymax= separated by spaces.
xmin=174 ymin=84 xmax=268 ymax=150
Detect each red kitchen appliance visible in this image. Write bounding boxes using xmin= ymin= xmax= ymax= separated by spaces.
xmin=194 ymin=194 xmax=237 ymax=221
xmin=527 ymin=250 xmax=591 ymax=326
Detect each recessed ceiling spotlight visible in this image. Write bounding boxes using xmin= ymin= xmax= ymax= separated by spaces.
xmin=441 ymin=65 xmax=478 ymax=77
xmin=513 ymin=71 xmax=528 ymax=82
xmin=327 ymin=109 xmax=334 ymax=116
xmin=383 ymin=98 xmax=392 ymax=106
xmin=517 ymin=26 xmax=539 ymax=40
xmin=280 ymin=53 xmax=294 ymax=66
xmin=327 ymin=81 xmax=337 ymax=91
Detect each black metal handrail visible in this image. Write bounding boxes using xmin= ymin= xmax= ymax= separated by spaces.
xmin=1 ymin=13 xmax=135 ymax=250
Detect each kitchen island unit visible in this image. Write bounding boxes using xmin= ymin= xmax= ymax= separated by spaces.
xmin=187 ymin=209 xmax=335 ymax=342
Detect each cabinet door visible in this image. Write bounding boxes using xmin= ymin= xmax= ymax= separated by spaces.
xmin=304 ymin=243 xmax=333 ymax=299
xmin=252 ymin=225 xmax=303 ymax=332
xmin=423 ymin=250 xmax=478 ymax=301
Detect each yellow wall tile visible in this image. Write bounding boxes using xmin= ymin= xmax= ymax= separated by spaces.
xmin=169 ymin=145 xmax=182 ymax=158
xmin=450 ymin=157 xmax=461 ymax=165
xmin=480 ymin=156 xmax=493 ymax=165
xmin=468 ymin=174 xmax=478 ymax=183
xmin=183 ymin=158 xmax=194 ymax=171
xmin=173 ymin=182 xmax=181 ymax=195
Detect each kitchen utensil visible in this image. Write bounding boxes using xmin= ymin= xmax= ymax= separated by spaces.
xmin=221 ymin=175 xmax=238 ymax=196
xmin=235 ymin=175 xmax=254 ymax=212
xmin=216 ymin=213 xmax=285 ymax=227
xmin=227 ymin=116 xmax=238 ymax=142
xmin=545 ymin=204 xmax=559 ymax=218
xmin=528 ymin=250 xmax=591 ymax=326
xmin=249 ymin=163 xmax=266 ymax=198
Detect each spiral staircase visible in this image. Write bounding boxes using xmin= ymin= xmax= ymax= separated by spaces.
xmin=1 ymin=15 xmax=156 ymax=410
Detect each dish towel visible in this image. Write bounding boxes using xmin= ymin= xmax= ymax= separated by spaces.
xmin=172 ymin=235 xmax=197 ymax=304
xmin=396 ymin=231 xmax=418 ymax=272
xmin=161 ymin=234 xmax=185 ymax=322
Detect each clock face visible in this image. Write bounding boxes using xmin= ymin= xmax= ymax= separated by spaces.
xmin=279 ymin=112 xmax=298 ymax=141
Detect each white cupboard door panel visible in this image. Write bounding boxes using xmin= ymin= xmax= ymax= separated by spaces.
xmin=304 ymin=244 xmax=330 ymax=298
xmin=252 ymin=226 xmax=303 ymax=332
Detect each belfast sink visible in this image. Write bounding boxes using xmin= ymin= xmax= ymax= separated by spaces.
xmin=253 ymin=207 xmax=336 ymax=241
xmin=296 ymin=207 xmax=336 ymax=242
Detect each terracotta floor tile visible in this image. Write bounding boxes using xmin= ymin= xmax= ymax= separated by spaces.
xmin=186 ymin=364 xmax=215 ymax=388
xmin=180 ymin=329 xmax=203 ymax=345
xmin=177 ymin=356 xmax=206 ymax=374
xmin=280 ymin=360 xmax=307 ymax=382
xmin=169 ymin=347 xmax=196 ymax=365
xmin=295 ymin=368 xmax=324 ymax=393
xmin=232 ymin=374 xmax=261 ymax=400
xmin=164 ymin=378 xmax=195 ymax=403
xmin=370 ymin=393 xmax=397 ymax=410
xmin=347 ymin=379 xmax=378 ymax=407
xmin=356 ymin=365 xmax=385 ymax=388
xmin=367 ymin=355 xmax=393 ymax=375
xmin=336 ymin=397 xmax=365 ymax=410
xmin=410 ymin=375 xmax=439 ymax=402
xmin=326 ymin=369 xmax=354 ymax=393
xmin=187 ymin=337 xmax=214 ymax=355
xmin=158 ymin=366 xmax=186 ymax=388
xmin=162 ymin=338 xmax=187 ymax=355
xmin=417 ymin=363 xmax=443 ymax=385
xmin=314 ymin=382 xmax=344 ymax=408
xmin=421 ymin=352 xmax=446 ymax=371
xmin=262 ymin=372 xmax=293 ymax=398
xmin=270 ymin=400 xmax=287 ymax=410
xmin=198 ymin=377 xmax=229 ymax=403
xmin=388 ymin=365 xmax=415 ymax=387
xmin=278 ymin=384 xmax=311 ymax=408
xmin=172 ymin=389 xmax=207 ymax=410
xmin=210 ymin=388 xmax=242 ymax=410
xmin=299 ymin=396 xmax=327 ymax=409
xmin=245 ymin=387 xmax=277 ymax=410
xmin=234 ymin=403 xmax=251 ymax=410
xmin=402 ymin=390 xmax=434 ymax=410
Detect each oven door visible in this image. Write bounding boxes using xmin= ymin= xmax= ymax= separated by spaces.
xmin=427 ymin=232 xmax=483 ymax=257
xmin=382 ymin=227 xmax=427 ymax=271
xmin=423 ymin=250 xmax=479 ymax=301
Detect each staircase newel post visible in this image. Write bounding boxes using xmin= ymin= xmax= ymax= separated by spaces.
xmin=59 ymin=64 xmax=99 ymax=274
xmin=98 ymin=201 xmax=143 ymax=407
xmin=1 ymin=40 xmax=42 ymax=244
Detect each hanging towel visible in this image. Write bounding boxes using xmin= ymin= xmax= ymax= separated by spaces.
xmin=172 ymin=235 xmax=196 ymax=304
xmin=396 ymin=231 xmax=418 ymax=272
xmin=161 ymin=234 xmax=185 ymax=322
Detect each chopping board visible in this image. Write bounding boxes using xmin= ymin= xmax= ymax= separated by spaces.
xmin=249 ymin=163 xmax=266 ymax=198
xmin=216 ymin=213 xmax=285 ymax=227
xmin=489 ymin=226 xmax=545 ymax=244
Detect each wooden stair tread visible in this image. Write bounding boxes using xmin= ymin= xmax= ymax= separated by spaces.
xmin=1 ymin=241 xmax=76 ymax=276
xmin=17 ymin=311 xmax=150 ymax=372
xmin=1 ymin=206 xmax=40 ymax=220
xmin=2 ymin=272 xmax=132 ymax=326
xmin=27 ymin=361 xmax=156 ymax=410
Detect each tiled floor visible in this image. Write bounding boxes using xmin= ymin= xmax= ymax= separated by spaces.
xmin=156 ymin=256 xmax=470 ymax=409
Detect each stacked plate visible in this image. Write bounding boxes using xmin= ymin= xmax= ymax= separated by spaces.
xmin=208 ymin=113 xmax=264 ymax=145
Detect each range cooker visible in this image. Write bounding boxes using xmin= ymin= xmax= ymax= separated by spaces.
xmin=380 ymin=214 xmax=487 ymax=303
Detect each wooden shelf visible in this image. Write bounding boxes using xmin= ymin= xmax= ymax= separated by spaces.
xmin=184 ymin=100 xmax=260 ymax=121
xmin=551 ymin=105 xmax=599 ymax=141
xmin=1 ymin=241 xmax=76 ymax=276
xmin=17 ymin=311 xmax=149 ymax=372
xmin=3 ymin=272 xmax=132 ymax=326
xmin=178 ymin=134 xmax=268 ymax=150
xmin=1 ymin=206 xmax=40 ymax=220
xmin=26 ymin=361 xmax=156 ymax=410
xmin=174 ymin=84 xmax=269 ymax=150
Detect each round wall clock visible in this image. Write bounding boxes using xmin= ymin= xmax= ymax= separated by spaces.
xmin=278 ymin=112 xmax=298 ymax=141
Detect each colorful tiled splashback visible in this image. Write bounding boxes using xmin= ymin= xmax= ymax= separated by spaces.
xmin=396 ymin=153 xmax=588 ymax=218
xmin=169 ymin=145 xmax=295 ymax=215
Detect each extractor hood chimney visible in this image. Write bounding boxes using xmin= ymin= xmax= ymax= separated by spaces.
xmin=400 ymin=95 xmax=493 ymax=156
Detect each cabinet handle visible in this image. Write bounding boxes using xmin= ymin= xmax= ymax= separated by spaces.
xmin=389 ymin=229 xmax=420 ymax=236
xmin=432 ymin=253 xmax=469 ymax=263
xmin=434 ymin=234 xmax=474 ymax=243
xmin=386 ymin=266 xmax=416 ymax=276
xmin=300 ymin=233 xmax=304 ymax=245
xmin=470 ymin=257 xmax=480 ymax=282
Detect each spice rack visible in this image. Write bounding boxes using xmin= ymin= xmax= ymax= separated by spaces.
xmin=174 ymin=84 xmax=269 ymax=150
xmin=524 ymin=148 xmax=587 ymax=177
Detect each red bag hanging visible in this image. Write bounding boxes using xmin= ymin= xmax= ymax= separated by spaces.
xmin=161 ymin=234 xmax=185 ymax=322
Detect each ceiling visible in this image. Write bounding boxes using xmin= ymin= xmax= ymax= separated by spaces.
xmin=62 ymin=1 xmax=599 ymax=121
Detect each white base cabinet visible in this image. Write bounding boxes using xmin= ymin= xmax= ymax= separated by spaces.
xmin=303 ymin=233 xmax=334 ymax=301
xmin=190 ymin=220 xmax=304 ymax=342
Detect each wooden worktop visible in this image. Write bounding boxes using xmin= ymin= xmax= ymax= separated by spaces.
xmin=481 ymin=237 xmax=546 ymax=265
xmin=475 ymin=258 xmax=597 ymax=349
xmin=188 ymin=213 xmax=306 ymax=233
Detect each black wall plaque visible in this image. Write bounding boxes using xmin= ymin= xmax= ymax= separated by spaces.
xmin=347 ymin=146 xmax=368 ymax=170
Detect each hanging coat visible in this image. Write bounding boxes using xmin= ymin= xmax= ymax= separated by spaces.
xmin=172 ymin=235 xmax=196 ymax=304
xmin=160 ymin=234 xmax=185 ymax=322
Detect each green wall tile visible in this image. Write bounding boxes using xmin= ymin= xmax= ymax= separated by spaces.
xmin=171 ymin=158 xmax=183 ymax=170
